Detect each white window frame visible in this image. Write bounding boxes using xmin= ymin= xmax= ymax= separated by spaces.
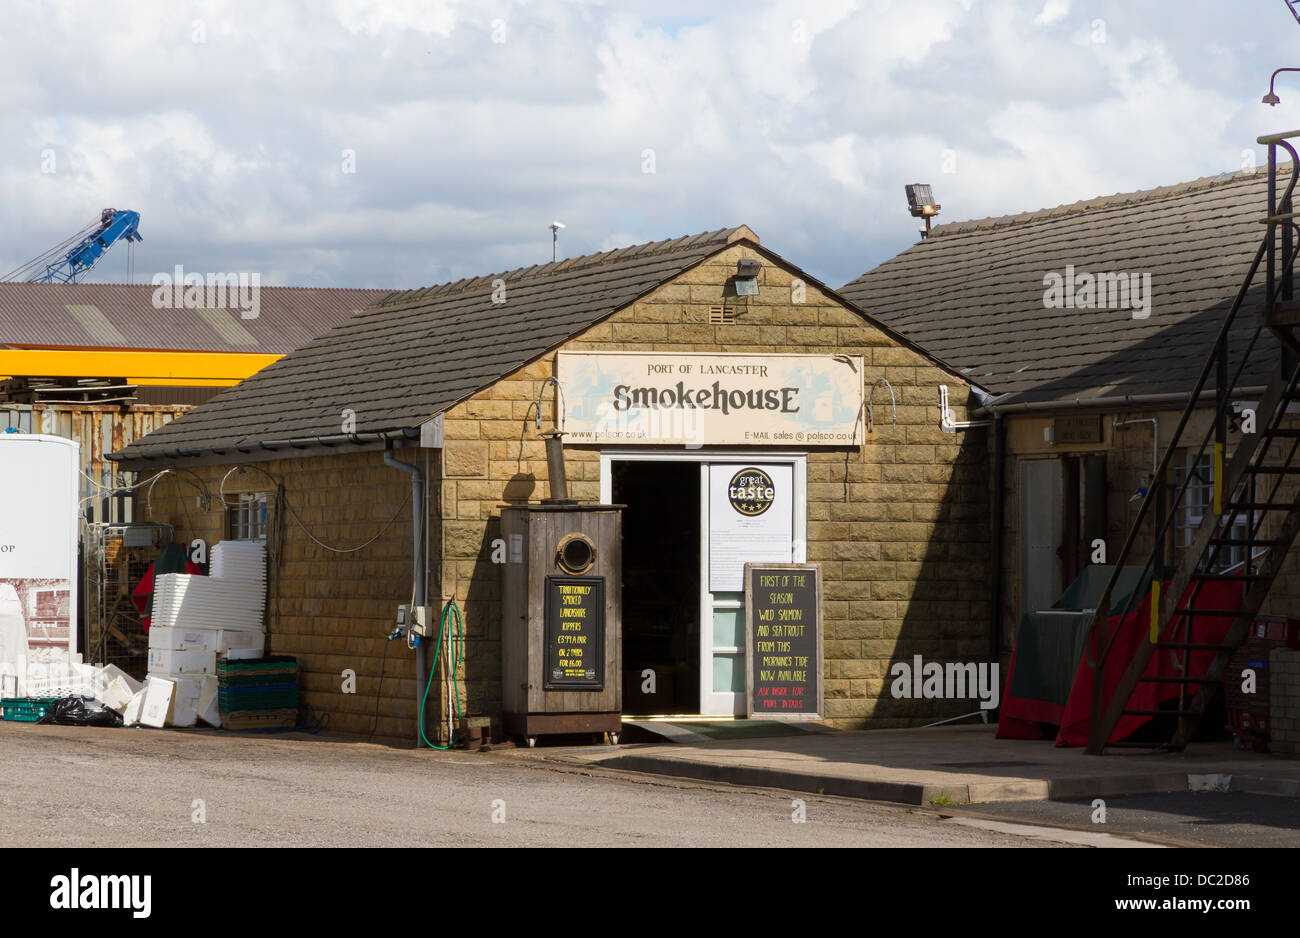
xmin=227 ymin=492 xmax=270 ymax=544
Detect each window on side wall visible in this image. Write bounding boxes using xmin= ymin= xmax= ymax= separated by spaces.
xmin=1174 ymin=452 xmax=1245 ymax=571
xmin=226 ymin=492 xmax=270 ymax=543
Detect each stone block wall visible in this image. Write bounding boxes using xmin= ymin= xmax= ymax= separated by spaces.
xmin=439 ymin=243 xmax=991 ymax=727
xmin=1269 ymin=647 xmax=1300 ymax=758
xmin=137 ymin=449 xmax=445 ymax=744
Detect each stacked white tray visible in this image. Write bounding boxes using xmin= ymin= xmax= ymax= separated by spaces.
xmin=152 ymin=574 xmax=265 ymax=632
xmin=211 ymin=541 xmax=267 ymax=587
xmin=146 ymin=540 xmax=268 ymax=726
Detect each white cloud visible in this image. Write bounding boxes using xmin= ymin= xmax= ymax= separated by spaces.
xmin=0 ymin=0 xmax=1292 ymax=291
xmin=1035 ymin=0 xmax=1070 ymax=27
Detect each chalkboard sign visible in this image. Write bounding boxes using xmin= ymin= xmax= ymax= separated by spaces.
xmin=543 ymin=576 xmax=605 ymax=690
xmin=744 ymin=563 xmax=823 ymax=720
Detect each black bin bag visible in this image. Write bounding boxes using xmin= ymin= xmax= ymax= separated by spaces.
xmin=36 ymin=696 xmax=124 ymax=727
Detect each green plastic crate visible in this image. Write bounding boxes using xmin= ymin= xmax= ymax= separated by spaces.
xmin=1 ymin=697 xmax=61 ymax=722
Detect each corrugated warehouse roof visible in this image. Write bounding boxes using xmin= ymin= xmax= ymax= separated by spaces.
xmin=840 ymin=166 xmax=1287 ymax=408
xmin=113 ymin=228 xmax=757 ymax=462
xmin=0 ymin=282 xmax=387 ymax=354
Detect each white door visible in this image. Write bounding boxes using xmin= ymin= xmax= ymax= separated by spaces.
xmin=1020 ymin=459 xmax=1063 ymax=615
xmin=702 ymin=461 xmax=800 ymax=716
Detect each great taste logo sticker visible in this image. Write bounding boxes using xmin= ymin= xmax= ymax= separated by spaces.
xmin=728 ymin=467 xmax=776 ymax=516
xmin=49 ymin=869 xmax=151 ymax=918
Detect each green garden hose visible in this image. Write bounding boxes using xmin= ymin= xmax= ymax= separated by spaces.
xmin=419 ymin=599 xmax=463 ymax=750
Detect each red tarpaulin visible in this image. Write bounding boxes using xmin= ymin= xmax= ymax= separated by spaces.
xmin=1055 ymin=579 xmax=1242 ymax=747
xmin=996 ymin=642 xmax=1063 ymax=739
xmin=131 ymin=546 xmax=202 ymax=632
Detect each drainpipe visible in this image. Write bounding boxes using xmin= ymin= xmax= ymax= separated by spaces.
xmin=384 ymin=443 xmax=427 ymax=747
xmin=989 ymin=414 xmax=1006 ymax=680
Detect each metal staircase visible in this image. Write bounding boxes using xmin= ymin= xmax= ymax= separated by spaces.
xmin=1085 ymin=130 xmax=1300 ymax=754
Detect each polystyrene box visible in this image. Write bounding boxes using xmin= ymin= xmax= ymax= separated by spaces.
xmin=198 ymin=675 xmax=220 ymax=728
xmin=99 ymin=663 xmax=143 ymax=696
xmin=139 ymin=677 xmax=175 ymax=728
xmin=149 ymin=626 xmax=264 ymax=655
xmin=148 ymin=648 xmax=217 ymax=675
xmin=161 ymin=675 xmax=202 ymax=727
xmin=122 ymin=688 xmax=147 ymax=726
xmin=99 ymin=677 xmax=135 ymax=713
xmin=220 ymin=630 xmax=265 ymax=656
xmin=149 ymin=627 xmax=216 ymax=651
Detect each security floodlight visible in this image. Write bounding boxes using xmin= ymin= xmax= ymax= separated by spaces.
xmin=905 ymin=184 xmax=940 ymax=217
xmin=734 ymin=258 xmax=760 ymax=296
xmin=905 ymin=184 xmax=941 ymax=239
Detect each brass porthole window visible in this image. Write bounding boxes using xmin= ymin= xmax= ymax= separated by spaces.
xmin=556 ymin=532 xmax=597 ymax=575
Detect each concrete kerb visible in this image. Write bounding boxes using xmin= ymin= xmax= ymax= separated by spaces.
xmin=601 ymin=753 xmax=944 ymax=805
xmin=584 ymin=753 xmax=1300 ymax=806
xmin=533 ymin=726 xmax=1300 ymax=807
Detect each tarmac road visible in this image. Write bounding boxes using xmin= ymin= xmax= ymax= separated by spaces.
xmin=0 ymin=723 xmax=1084 ymax=848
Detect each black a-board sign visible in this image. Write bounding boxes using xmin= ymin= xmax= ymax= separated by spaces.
xmin=543 ymin=575 xmax=605 ymax=690
xmin=744 ymin=563 xmax=823 ymax=720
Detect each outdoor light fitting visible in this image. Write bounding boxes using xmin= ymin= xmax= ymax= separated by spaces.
xmin=905 ymin=184 xmax=941 ymax=239
xmin=905 ymin=184 xmax=941 ymax=218
xmin=1262 ymin=68 xmax=1300 ymax=106
xmin=734 ymin=257 xmax=760 ymax=296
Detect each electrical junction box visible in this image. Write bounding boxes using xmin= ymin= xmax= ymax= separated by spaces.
xmin=397 ymin=604 xmax=435 ymax=638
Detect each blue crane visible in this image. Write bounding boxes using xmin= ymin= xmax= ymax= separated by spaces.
xmin=2 ymin=208 xmax=143 ymax=283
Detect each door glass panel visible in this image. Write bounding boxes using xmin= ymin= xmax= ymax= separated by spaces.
xmin=712 ymin=653 xmax=745 ymax=694
xmin=712 ymin=593 xmax=744 ymax=647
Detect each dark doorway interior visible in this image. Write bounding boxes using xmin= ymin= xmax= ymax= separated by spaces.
xmin=613 ymin=461 xmax=700 ymax=715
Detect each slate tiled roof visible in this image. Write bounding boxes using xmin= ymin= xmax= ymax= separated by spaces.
xmin=0 ymin=283 xmax=385 ymax=353
xmin=840 ymin=167 xmax=1288 ymax=408
xmin=113 ymin=228 xmax=748 ymax=461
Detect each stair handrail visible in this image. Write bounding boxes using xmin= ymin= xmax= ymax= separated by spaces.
xmin=1085 ymin=239 xmax=1266 ymax=663
xmin=1086 ymin=143 xmax=1300 ymax=679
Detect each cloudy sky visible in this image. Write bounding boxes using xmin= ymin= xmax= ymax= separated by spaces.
xmin=0 ymin=0 xmax=1294 ymax=292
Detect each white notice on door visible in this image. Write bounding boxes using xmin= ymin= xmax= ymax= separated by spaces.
xmin=708 ymin=464 xmax=793 ymax=592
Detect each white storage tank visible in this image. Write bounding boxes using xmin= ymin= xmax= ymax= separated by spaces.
xmin=0 ymin=431 xmax=80 ymax=696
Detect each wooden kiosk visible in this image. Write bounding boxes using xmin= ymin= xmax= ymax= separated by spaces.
xmin=499 ymin=503 xmax=623 ymax=746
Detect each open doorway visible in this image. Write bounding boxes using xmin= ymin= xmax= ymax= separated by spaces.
xmin=613 ymin=461 xmax=700 ymax=715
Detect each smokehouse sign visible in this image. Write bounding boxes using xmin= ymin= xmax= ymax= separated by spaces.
xmin=556 ymin=352 xmax=865 ymax=446
xmin=745 ymin=562 xmax=823 ymax=720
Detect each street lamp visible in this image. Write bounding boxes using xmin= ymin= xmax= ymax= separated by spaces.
xmin=1262 ymin=67 xmax=1300 ymax=106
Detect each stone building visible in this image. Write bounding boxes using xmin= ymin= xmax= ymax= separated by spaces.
xmin=841 ymin=166 xmax=1300 ymax=687
xmin=111 ymin=227 xmax=993 ymax=743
